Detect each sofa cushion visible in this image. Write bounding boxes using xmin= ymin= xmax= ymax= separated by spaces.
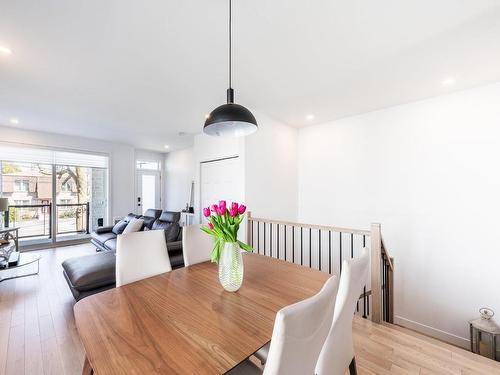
xmin=111 ymin=220 xmax=128 ymax=235
xmin=151 ymin=219 xmax=169 ymax=231
xmin=95 ymin=225 xmax=114 ymax=234
xmin=91 ymin=231 xmax=116 ymax=245
xmin=143 ymin=209 xmax=162 ymax=220
xmin=62 ymin=252 xmax=116 ymax=292
xmin=167 ymin=240 xmax=182 ymax=252
xmin=158 ymin=211 xmax=181 ymax=223
xmin=165 ymin=222 xmax=181 ymax=243
xmin=142 ymin=215 xmax=156 ymax=230
xmin=151 ymin=221 xmax=178 ymax=241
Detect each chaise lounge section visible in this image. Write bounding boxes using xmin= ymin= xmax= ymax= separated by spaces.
xmin=62 ymin=209 xmax=184 ymax=300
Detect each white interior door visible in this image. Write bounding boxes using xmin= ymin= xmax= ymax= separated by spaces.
xmin=136 ymin=170 xmax=160 ymax=215
xmin=200 ymin=157 xmax=244 ymax=224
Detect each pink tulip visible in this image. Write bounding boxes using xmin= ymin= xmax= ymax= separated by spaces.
xmin=230 ymin=207 xmax=238 ymax=217
xmin=208 ymin=222 xmax=214 ymax=230
xmin=231 ymin=202 xmax=238 ymax=212
xmin=238 ymin=204 xmax=246 ymax=215
xmin=216 ymin=206 xmax=225 ymax=216
xmin=218 ymin=200 xmax=227 ymax=213
xmin=211 ymin=204 xmax=218 ymax=212
xmin=203 ymin=207 xmax=211 ymax=217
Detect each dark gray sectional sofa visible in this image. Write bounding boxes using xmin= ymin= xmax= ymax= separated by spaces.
xmin=62 ymin=209 xmax=184 ymax=300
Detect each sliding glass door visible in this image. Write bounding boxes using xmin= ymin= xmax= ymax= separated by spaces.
xmin=0 ymin=145 xmax=109 ymax=247
xmin=1 ymin=161 xmax=53 ymax=243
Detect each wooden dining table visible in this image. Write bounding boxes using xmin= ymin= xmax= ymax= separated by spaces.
xmin=74 ymin=252 xmax=331 ymax=375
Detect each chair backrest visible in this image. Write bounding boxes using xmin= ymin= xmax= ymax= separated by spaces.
xmin=116 ymin=230 xmax=172 ymax=287
xmin=182 ymin=225 xmax=213 ymax=266
xmin=315 ymin=247 xmax=370 ymax=375
xmin=263 ymin=276 xmax=339 ymax=375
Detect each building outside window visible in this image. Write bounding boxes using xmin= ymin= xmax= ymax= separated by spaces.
xmin=14 ymin=179 xmax=30 ymax=192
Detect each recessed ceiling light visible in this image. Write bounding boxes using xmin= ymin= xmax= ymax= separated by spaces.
xmin=442 ymin=77 xmax=456 ymax=86
xmin=164 ymin=145 xmax=169 ymax=149
xmin=9 ymin=118 xmax=19 ymax=124
xmin=0 ymin=45 xmax=12 ymax=55
xmin=306 ymin=114 xmax=315 ymax=121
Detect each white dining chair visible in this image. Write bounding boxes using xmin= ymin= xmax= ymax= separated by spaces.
xmin=227 ymin=275 xmax=339 ymax=375
xmin=182 ymin=224 xmax=213 ymax=266
xmin=116 ymin=230 xmax=172 ymax=287
xmin=254 ymin=248 xmax=370 ymax=375
xmin=315 ymin=247 xmax=370 ymax=375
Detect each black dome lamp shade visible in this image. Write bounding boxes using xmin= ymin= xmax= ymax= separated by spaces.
xmin=203 ymin=0 xmax=258 ymax=137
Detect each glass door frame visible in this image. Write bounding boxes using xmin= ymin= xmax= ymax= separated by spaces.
xmin=135 ymin=169 xmax=161 ymax=215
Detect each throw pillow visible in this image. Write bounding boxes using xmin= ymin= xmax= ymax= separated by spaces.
xmin=122 ymin=218 xmax=144 ymax=234
xmin=111 ymin=220 xmax=128 ymax=235
xmin=142 ymin=215 xmax=156 ymax=230
xmin=164 ymin=222 xmax=180 ymax=243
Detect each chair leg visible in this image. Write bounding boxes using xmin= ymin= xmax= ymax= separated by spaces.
xmin=349 ymin=357 xmax=357 ymax=375
xmin=82 ymin=356 xmax=94 ymax=375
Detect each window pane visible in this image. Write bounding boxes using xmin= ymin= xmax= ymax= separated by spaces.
xmin=136 ymin=161 xmax=159 ymax=170
xmin=1 ymin=161 xmax=52 ymax=240
xmin=56 ymin=165 xmax=107 ymax=237
xmin=141 ymin=175 xmax=156 ymax=215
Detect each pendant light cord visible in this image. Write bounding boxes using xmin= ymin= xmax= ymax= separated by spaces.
xmin=229 ymin=0 xmax=232 ymax=89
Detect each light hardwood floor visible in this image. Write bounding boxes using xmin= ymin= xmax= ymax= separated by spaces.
xmin=0 ymin=243 xmax=499 ymax=375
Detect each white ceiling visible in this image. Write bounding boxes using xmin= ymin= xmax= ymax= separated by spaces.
xmin=1 ymin=0 xmax=500 ymax=151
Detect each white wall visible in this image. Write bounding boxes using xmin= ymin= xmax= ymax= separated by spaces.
xmin=245 ymin=112 xmax=298 ymax=220
xmin=0 ymin=125 xmax=136 ymax=222
xmin=164 ymin=147 xmax=195 ymax=211
xmin=297 ymin=82 xmax=500 ymax=347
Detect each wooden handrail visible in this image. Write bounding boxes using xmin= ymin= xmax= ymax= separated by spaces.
xmin=247 ymin=215 xmax=371 ymax=236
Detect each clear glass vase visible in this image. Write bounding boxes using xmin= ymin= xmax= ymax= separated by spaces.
xmin=218 ymin=242 xmax=244 ymax=292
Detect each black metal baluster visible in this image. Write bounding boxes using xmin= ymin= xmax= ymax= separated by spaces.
xmin=300 ymin=227 xmax=303 ymax=265
xmin=318 ymin=229 xmax=322 ymax=271
xmin=363 ymin=234 xmax=367 ymax=318
xmin=264 ymin=222 xmax=266 ymax=256
xmin=277 ymin=224 xmax=280 ymax=260
xmin=350 ymin=233 xmax=354 ymax=258
xmin=292 ymin=226 xmax=295 ymax=264
xmin=270 ymin=223 xmax=273 ymax=258
xmin=382 ymin=255 xmax=385 ymax=321
xmin=309 ymin=228 xmax=312 ymax=268
xmin=339 ymin=232 xmax=343 ymax=274
xmin=328 ymin=231 xmax=332 ymax=274
xmin=284 ymin=225 xmax=287 ymax=261
xmin=351 ymin=232 xmax=358 ymax=311
xmin=386 ymin=261 xmax=390 ymax=322
xmin=250 ymin=221 xmax=253 ymax=248
xmin=257 ymin=221 xmax=260 ymax=254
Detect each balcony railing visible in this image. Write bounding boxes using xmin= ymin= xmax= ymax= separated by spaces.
xmin=5 ymin=202 xmax=90 ymax=240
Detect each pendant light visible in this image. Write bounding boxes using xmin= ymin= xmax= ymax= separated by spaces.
xmin=204 ymin=0 xmax=258 ymax=137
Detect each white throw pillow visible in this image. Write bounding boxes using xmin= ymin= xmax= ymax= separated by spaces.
xmin=122 ymin=218 xmax=144 ymax=234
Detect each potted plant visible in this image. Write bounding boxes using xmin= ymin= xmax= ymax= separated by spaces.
xmin=201 ymin=201 xmax=253 ymax=292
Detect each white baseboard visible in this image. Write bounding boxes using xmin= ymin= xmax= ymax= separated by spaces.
xmin=394 ymin=315 xmax=470 ymax=349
